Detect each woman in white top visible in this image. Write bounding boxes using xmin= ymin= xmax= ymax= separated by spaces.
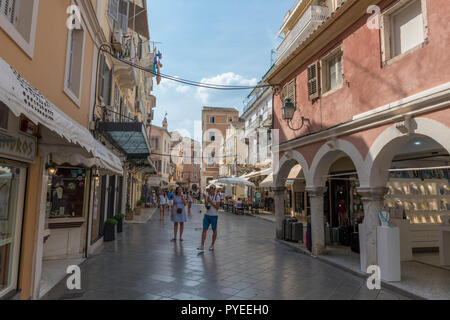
xmin=187 ymin=191 xmax=193 ymax=214
xmin=171 ymin=187 xmax=187 ymax=241
xmin=159 ymin=190 xmax=167 ymax=220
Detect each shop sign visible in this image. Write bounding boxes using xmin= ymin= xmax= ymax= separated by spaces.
xmin=147 ymin=176 xmax=162 ymax=187
xmin=0 ymin=130 xmax=36 ymax=163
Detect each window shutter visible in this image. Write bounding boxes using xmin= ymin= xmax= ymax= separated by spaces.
xmin=98 ymin=54 xmax=105 ymax=101
xmin=108 ymin=0 xmax=119 ymax=22
xmin=118 ymin=0 xmax=129 ymax=34
xmin=307 ymin=62 xmax=319 ymax=100
xmin=4 ymin=0 xmax=17 ymax=24
xmin=282 ymin=78 xmax=296 ymax=106
xmin=107 ymin=65 xmax=114 ymax=106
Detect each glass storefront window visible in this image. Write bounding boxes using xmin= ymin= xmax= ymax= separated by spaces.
xmin=0 ymin=164 xmax=24 ymax=296
xmin=46 ymin=167 xmax=86 ymax=219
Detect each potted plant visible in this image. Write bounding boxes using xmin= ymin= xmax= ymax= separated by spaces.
xmin=114 ymin=213 xmax=125 ymax=233
xmin=125 ymin=202 xmax=134 ymax=220
xmin=104 ymin=218 xmax=118 ymax=241
xmin=135 ymin=200 xmax=142 ymax=215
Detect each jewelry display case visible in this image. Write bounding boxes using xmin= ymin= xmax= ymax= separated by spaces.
xmin=385 ymin=171 xmax=450 ymax=249
xmin=385 ymin=178 xmax=450 ymax=224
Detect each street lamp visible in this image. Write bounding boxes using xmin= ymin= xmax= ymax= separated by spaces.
xmin=46 ymin=163 xmax=57 ymax=176
xmin=282 ymin=98 xmax=309 ymax=131
xmin=281 ymin=98 xmax=296 ymax=120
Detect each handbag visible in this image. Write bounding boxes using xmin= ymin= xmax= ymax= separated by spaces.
xmin=176 ymin=207 xmax=182 ymax=214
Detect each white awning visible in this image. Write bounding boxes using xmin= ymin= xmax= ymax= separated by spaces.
xmin=0 ymin=58 xmax=123 ymax=175
xmin=239 ymin=167 xmax=272 ymax=180
xmin=259 ymin=174 xmax=273 ymax=188
xmin=287 ymin=164 xmax=302 ymax=179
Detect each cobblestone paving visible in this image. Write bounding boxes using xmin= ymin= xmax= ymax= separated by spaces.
xmin=43 ymin=205 xmax=408 ymax=300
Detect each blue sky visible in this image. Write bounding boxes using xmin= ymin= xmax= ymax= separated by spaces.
xmin=146 ymin=0 xmax=293 ymax=137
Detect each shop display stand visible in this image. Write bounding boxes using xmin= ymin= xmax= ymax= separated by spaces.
xmin=377 ymin=226 xmax=401 ymax=282
xmin=385 ymin=178 xmax=450 ymax=249
xmin=390 ymin=218 xmax=413 ymax=261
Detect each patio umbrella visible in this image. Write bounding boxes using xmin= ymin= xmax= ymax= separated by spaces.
xmin=215 ymin=177 xmax=256 ymax=187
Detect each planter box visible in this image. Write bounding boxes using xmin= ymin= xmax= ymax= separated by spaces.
xmin=125 ymin=210 xmax=134 ymax=220
xmin=117 ymin=219 xmax=123 ymax=233
xmin=104 ymin=224 xmax=116 ymax=241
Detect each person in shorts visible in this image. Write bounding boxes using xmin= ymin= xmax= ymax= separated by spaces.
xmin=158 ymin=190 xmax=167 ymax=220
xmin=197 ymin=185 xmax=220 ymax=251
xmin=167 ymin=189 xmax=175 ymax=211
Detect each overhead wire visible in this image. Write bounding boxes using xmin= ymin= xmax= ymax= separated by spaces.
xmin=99 ymin=47 xmax=274 ymax=91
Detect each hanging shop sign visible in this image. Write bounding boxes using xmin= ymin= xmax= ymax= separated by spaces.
xmin=0 ymin=130 xmax=36 ymax=163
xmin=0 ymin=57 xmax=123 ymax=175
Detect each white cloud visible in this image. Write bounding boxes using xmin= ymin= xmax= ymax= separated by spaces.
xmin=176 ymin=85 xmax=190 ymax=93
xmin=196 ymin=72 xmax=258 ymax=104
xmin=157 ymin=77 xmax=191 ymax=94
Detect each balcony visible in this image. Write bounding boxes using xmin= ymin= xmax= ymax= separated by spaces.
xmin=276 ymin=5 xmax=328 ymax=64
xmin=114 ymin=37 xmax=139 ymax=88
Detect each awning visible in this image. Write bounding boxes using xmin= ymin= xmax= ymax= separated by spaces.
xmin=239 ymin=168 xmax=272 ymax=180
xmin=0 ymin=58 xmax=123 ymax=175
xmin=97 ymin=122 xmax=151 ymax=158
xmin=287 ymin=164 xmax=302 ymax=179
xmin=128 ymin=3 xmax=149 ymax=39
xmin=259 ymin=174 xmax=274 ymax=188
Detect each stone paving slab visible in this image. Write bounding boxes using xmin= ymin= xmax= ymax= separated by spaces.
xmin=43 ymin=205 xmax=408 ymax=300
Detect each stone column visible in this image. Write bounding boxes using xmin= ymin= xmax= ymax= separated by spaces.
xmin=271 ymin=187 xmax=285 ymax=239
xmin=306 ymin=187 xmax=327 ymax=256
xmin=357 ymin=187 xmax=388 ymax=272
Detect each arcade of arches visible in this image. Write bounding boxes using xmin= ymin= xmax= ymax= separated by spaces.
xmin=273 ymin=117 xmax=450 ymax=272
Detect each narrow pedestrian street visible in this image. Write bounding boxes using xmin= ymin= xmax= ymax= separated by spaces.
xmin=43 ymin=205 xmax=407 ymax=300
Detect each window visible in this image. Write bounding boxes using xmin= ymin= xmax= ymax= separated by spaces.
xmin=321 ymin=47 xmax=343 ymax=93
xmin=307 ymin=62 xmax=319 ymax=100
xmin=151 ymin=138 xmax=159 ymax=150
xmin=107 ymin=0 xmax=119 ymax=22
xmin=99 ymin=54 xmax=114 ymax=105
xmin=0 ymin=0 xmax=38 ymax=58
xmin=0 ymin=101 xmax=8 ymax=129
xmin=209 ymin=116 xmax=215 ymax=124
xmin=209 ymin=131 xmax=215 ymax=142
xmin=64 ymin=26 xmax=85 ymax=105
xmin=381 ymin=0 xmax=427 ymax=63
xmin=192 ymin=173 xmax=197 ymax=179
xmin=113 ymin=83 xmax=120 ymax=122
xmin=118 ymin=0 xmax=129 ymax=35
xmin=282 ymin=78 xmax=296 ymax=106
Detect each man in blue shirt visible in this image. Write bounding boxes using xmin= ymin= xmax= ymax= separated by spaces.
xmin=167 ymin=190 xmax=175 ymax=211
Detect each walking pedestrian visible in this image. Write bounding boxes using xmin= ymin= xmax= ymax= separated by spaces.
xmin=167 ymin=189 xmax=175 ymax=212
xmin=197 ymin=184 xmax=220 ymax=251
xmin=171 ymin=186 xmax=186 ymax=241
xmin=187 ymin=191 xmax=193 ymax=214
xmin=158 ymin=190 xmax=167 ymax=220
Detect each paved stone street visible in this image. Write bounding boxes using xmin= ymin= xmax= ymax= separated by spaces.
xmin=44 ymin=205 xmax=408 ymax=300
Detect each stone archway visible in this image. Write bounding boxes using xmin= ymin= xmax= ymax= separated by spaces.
xmin=272 ymin=150 xmax=310 ymax=239
xmin=365 ymin=117 xmax=450 ymax=188
xmin=307 ymin=139 xmax=366 ymax=256
xmin=358 ymin=117 xmax=450 ymax=271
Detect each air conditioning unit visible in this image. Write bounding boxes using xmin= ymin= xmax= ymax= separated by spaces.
xmin=111 ymin=28 xmax=123 ymax=52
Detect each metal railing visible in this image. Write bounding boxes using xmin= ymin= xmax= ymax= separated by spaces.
xmin=276 ymin=5 xmax=328 ymax=64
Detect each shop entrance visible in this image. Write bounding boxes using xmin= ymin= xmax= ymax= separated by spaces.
xmin=383 ymin=136 xmax=450 ymax=269
xmin=0 ymin=162 xmax=26 ymax=298
xmin=324 ymin=155 xmax=362 ymax=254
